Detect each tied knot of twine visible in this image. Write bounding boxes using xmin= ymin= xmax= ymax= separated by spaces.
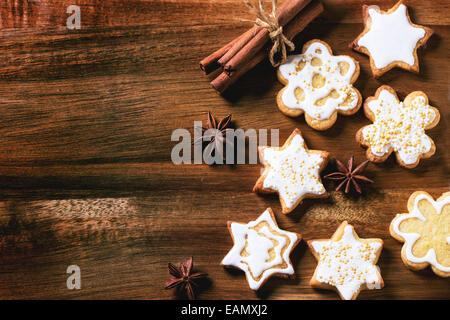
xmin=242 ymin=0 xmax=295 ymax=67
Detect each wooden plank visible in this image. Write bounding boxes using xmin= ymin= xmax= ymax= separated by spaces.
xmin=0 ymin=159 xmax=447 ymax=195
xmin=0 ymin=188 xmax=448 ymax=299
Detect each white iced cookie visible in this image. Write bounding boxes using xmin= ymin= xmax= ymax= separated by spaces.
xmin=277 ymin=39 xmax=361 ymax=130
xmin=253 ymin=128 xmax=329 ymax=214
xmin=390 ymin=191 xmax=450 ymax=278
xmin=351 ymin=0 xmax=433 ymax=78
xmin=356 ymin=85 xmax=440 ymax=168
xmin=221 ymin=208 xmax=301 ymax=290
xmin=308 ymin=221 xmax=384 ymax=300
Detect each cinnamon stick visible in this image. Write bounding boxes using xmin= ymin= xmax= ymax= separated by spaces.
xmin=223 ymin=0 xmax=312 ymax=75
xmin=200 ymin=31 xmax=249 ymax=74
xmin=211 ymin=0 xmax=323 ymax=94
xmin=285 ymin=1 xmax=322 ymax=38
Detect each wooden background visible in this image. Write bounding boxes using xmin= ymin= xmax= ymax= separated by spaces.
xmin=0 ymin=0 xmax=448 ymax=299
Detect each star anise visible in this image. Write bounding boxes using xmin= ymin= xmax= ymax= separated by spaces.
xmin=194 ymin=111 xmax=232 ymax=163
xmin=324 ymin=156 xmax=374 ymax=194
xmin=165 ymin=257 xmax=208 ymax=300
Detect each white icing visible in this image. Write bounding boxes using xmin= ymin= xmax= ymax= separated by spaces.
xmin=362 ymin=89 xmax=436 ymax=165
xmin=311 ymin=225 xmax=382 ymax=300
xmin=357 ymin=4 xmax=426 ymax=69
xmin=278 ymin=41 xmax=359 ymax=120
xmin=392 ymin=193 xmax=450 ymax=273
xmin=262 ymin=134 xmax=326 ymax=209
xmin=221 ymin=209 xmax=299 ymax=290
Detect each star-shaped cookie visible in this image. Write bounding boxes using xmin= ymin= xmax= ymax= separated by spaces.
xmin=356 ymin=85 xmax=440 ymax=168
xmin=390 ymin=191 xmax=450 ymax=278
xmin=253 ymin=128 xmax=329 ymax=214
xmin=277 ymin=39 xmax=362 ymax=130
xmin=221 ymin=208 xmax=301 ymax=290
xmin=350 ymin=0 xmax=433 ymax=78
xmin=308 ymin=221 xmax=384 ymax=300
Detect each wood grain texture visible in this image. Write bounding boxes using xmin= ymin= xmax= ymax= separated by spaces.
xmin=0 ymin=0 xmax=448 ymax=299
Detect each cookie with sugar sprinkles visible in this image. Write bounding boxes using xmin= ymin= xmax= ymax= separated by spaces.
xmin=277 ymin=39 xmax=362 ymax=131
xmin=308 ymin=221 xmax=384 ymax=300
xmin=253 ymin=128 xmax=329 ymax=214
xmin=356 ymin=85 xmax=440 ymax=168
xmin=350 ymin=0 xmax=433 ymax=78
xmin=221 ymin=208 xmax=301 ymax=290
xmin=390 ymin=191 xmax=450 ymax=278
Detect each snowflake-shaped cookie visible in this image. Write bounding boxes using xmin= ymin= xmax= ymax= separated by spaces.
xmin=308 ymin=221 xmax=384 ymax=300
xmin=221 ymin=208 xmax=301 ymax=290
xmin=277 ymin=39 xmax=362 ymax=131
xmin=253 ymin=128 xmax=329 ymax=214
xmin=351 ymin=1 xmax=433 ymax=78
xmin=356 ymin=85 xmax=440 ymax=168
xmin=390 ymin=191 xmax=450 ymax=278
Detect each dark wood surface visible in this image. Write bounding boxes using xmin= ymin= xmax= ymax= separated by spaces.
xmin=0 ymin=0 xmax=448 ymax=299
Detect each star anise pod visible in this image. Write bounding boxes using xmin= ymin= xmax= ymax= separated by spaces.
xmin=193 ymin=111 xmax=232 ymax=163
xmin=165 ymin=257 xmax=208 ymax=300
xmin=324 ymin=156 xmax=374 ymax=194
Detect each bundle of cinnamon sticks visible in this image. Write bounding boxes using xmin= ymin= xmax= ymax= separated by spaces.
xmin=200 ymin=0 xmax=324 ymax=94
